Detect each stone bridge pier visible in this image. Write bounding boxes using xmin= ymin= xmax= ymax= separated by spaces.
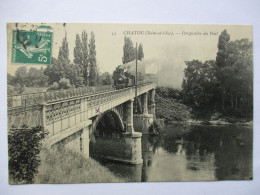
xmin=133 ymin=89 xmax=156 ymax=134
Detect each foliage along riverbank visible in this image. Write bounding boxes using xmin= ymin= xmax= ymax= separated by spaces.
xmin=181 ymin=30 xmax=253 ymax=123
xmin=155 ymin=87 xmax=191 ymax=123
xmin=155 ymin=87 xmax=253 ymax=126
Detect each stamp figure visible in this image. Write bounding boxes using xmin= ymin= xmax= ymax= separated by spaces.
xmin=12 ymin=26 xmax=52 ymax=65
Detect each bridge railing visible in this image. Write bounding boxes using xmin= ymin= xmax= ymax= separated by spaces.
xmin=7 ymin=85 xmax=114 ymax=108
xmin=7 ymin=82 xmax=155 ymax=109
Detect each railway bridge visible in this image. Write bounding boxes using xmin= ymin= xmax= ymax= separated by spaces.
xmin=8 ymin=83 xmax=156 ymax=164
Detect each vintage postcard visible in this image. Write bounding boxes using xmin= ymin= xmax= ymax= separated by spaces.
xmin=7 ymin=23 xmax=253 ymax=184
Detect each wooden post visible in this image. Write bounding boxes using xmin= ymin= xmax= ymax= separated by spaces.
xmin=135 ymin=42 xmax=138 ymax=113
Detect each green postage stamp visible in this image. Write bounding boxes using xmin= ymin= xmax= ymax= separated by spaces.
xmin=11 ymin=26 xmax=53 ymax=65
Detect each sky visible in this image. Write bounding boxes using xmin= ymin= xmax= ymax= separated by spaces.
xmin=7 ymin=23 xmax=252 ymax=88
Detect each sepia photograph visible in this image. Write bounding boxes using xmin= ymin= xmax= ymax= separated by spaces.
xmin=6 ymin=23 xmax=253 ymax=184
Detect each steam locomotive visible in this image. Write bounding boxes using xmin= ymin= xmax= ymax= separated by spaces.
xmin=114 ymin=66 xmax=136 ymax=89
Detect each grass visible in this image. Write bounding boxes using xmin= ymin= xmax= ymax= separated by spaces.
xmin=34 ymin=147 xmax=126 ymax=184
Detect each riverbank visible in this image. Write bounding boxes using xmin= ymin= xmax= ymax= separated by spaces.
xmin=34 ymin=147 xmax=125 ymax=184
xmin=155 ymin=87 xmax=253 ymax=126
xmin=167 ymin=117 xmax=253 ymax=126
xmin=186 ymin=119 xmax=253 ymax=126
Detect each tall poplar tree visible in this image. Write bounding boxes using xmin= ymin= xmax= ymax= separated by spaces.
xmin=122 ymin=37 xmax=135 ymax=64
xmin=73 ymin=31 xmax=89 ymax=85
xmin=45 ymin=36 xmax=70 ymax=84
xmin=81 ymin=30 xmax=89 ymax=85
xmin=58 ymin=35 xmax=74 ymax=84
xmin=73 ymin=34 xmax=83 ymax=66
xmin=58 ymin=35 xmax=70 ymax=65
xmin=138 ymin=43 xmax=144 ymax=61
xmin=45 ymin=35 xmax=81 ymax=87
xmin=88 ymin=31 xmax=97 ymax=86
xmin=216 ymin=29 xmax=230 ymax=110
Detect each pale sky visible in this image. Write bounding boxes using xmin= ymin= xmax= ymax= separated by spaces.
xmin=7 ymin=23 xmax=252 ymax=88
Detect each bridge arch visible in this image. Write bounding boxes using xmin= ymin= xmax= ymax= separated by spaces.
xmin=91 ymin=108 xmax=125 ymax=139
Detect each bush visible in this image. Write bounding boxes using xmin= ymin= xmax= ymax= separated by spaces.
xmin=149 ymin=119 xmax=165 ymax=135
xmin=48 ymin=82 xmax=59 ymax=91
xmin=8 ymin=125 xmax=47 ymax=184
xmin=59 ymin=78 xmax=72 ymax=89
xmin=48 ymin=78 xmax=73 ymax=91
xmin=155 ymin=93 xmax=191 ymax=123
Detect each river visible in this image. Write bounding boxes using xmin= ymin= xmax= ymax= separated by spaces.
xmin=97 ymin=124 xmax=253 ymax=182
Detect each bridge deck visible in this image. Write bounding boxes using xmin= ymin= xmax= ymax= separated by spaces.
xmin=8 ymin=83 xmax=156 ymax=130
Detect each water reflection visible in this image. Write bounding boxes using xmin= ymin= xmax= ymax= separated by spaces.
xmin=97 ymin=124 xmax=253 ymax=182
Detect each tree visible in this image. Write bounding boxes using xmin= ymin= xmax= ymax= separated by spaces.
xmin=216 ymin=30 xmax=230 ymax=110
xmin=224 ymin=39 xmax=253 ymax=111
xmin=44 ymin=57 xmax=65 ymax=85
xmin=73 ymin=34 xmax=83 ymax=67
xmin=182 ymin=60 xmax=204 ymax=106
xmin=122 ymin=36 xmax=135 ymax=64
xmin=101 ymin=72 xmax=112 ymax=85
xmin=138 ymin=43 xmax=144 ymax=61
xmin=58 ymin=36 xmax=78 ymax=86
xmin=112 ymin=65 xmax=122 ymax=86
xmin=45 ymin=35 xmax=83 ymax=87
xmin=7 ymin=83 xmax=24 ymax=95
xmin=9 ymin=66 xmax=47 ymax=95
xmin=45 ymin=35 xmax=71 ymax=85
xmin=58 ymin=35 xmax=70 ymax=64
xmin=8 ymin=126 xmax=47 ymax=184
xmin=7 ymin=84 xmax=15 ymax=96
xmin=182 ymin=33 xmax=253 ymax=118
xmin=96 ymin=64 xmax=100 ymax=85
xmin=73 ymin=32 xmax=89 ymax=85
xmin=81 ymin=30 xmax=89 ymax=85
xmin=182 ymin=60 xmax=217 ymax=109
xmin=15 ymin=66 xmax=27 ymax=86
xmin=7 ymin=73 xmax=15 ymax=86
xmin=64 ymin=64 xmax=79 ymax=86
xmin=88 ymin=31 xmax=97 ymax=86
xmin=26 ymin=67 xmax=48 ymax=87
